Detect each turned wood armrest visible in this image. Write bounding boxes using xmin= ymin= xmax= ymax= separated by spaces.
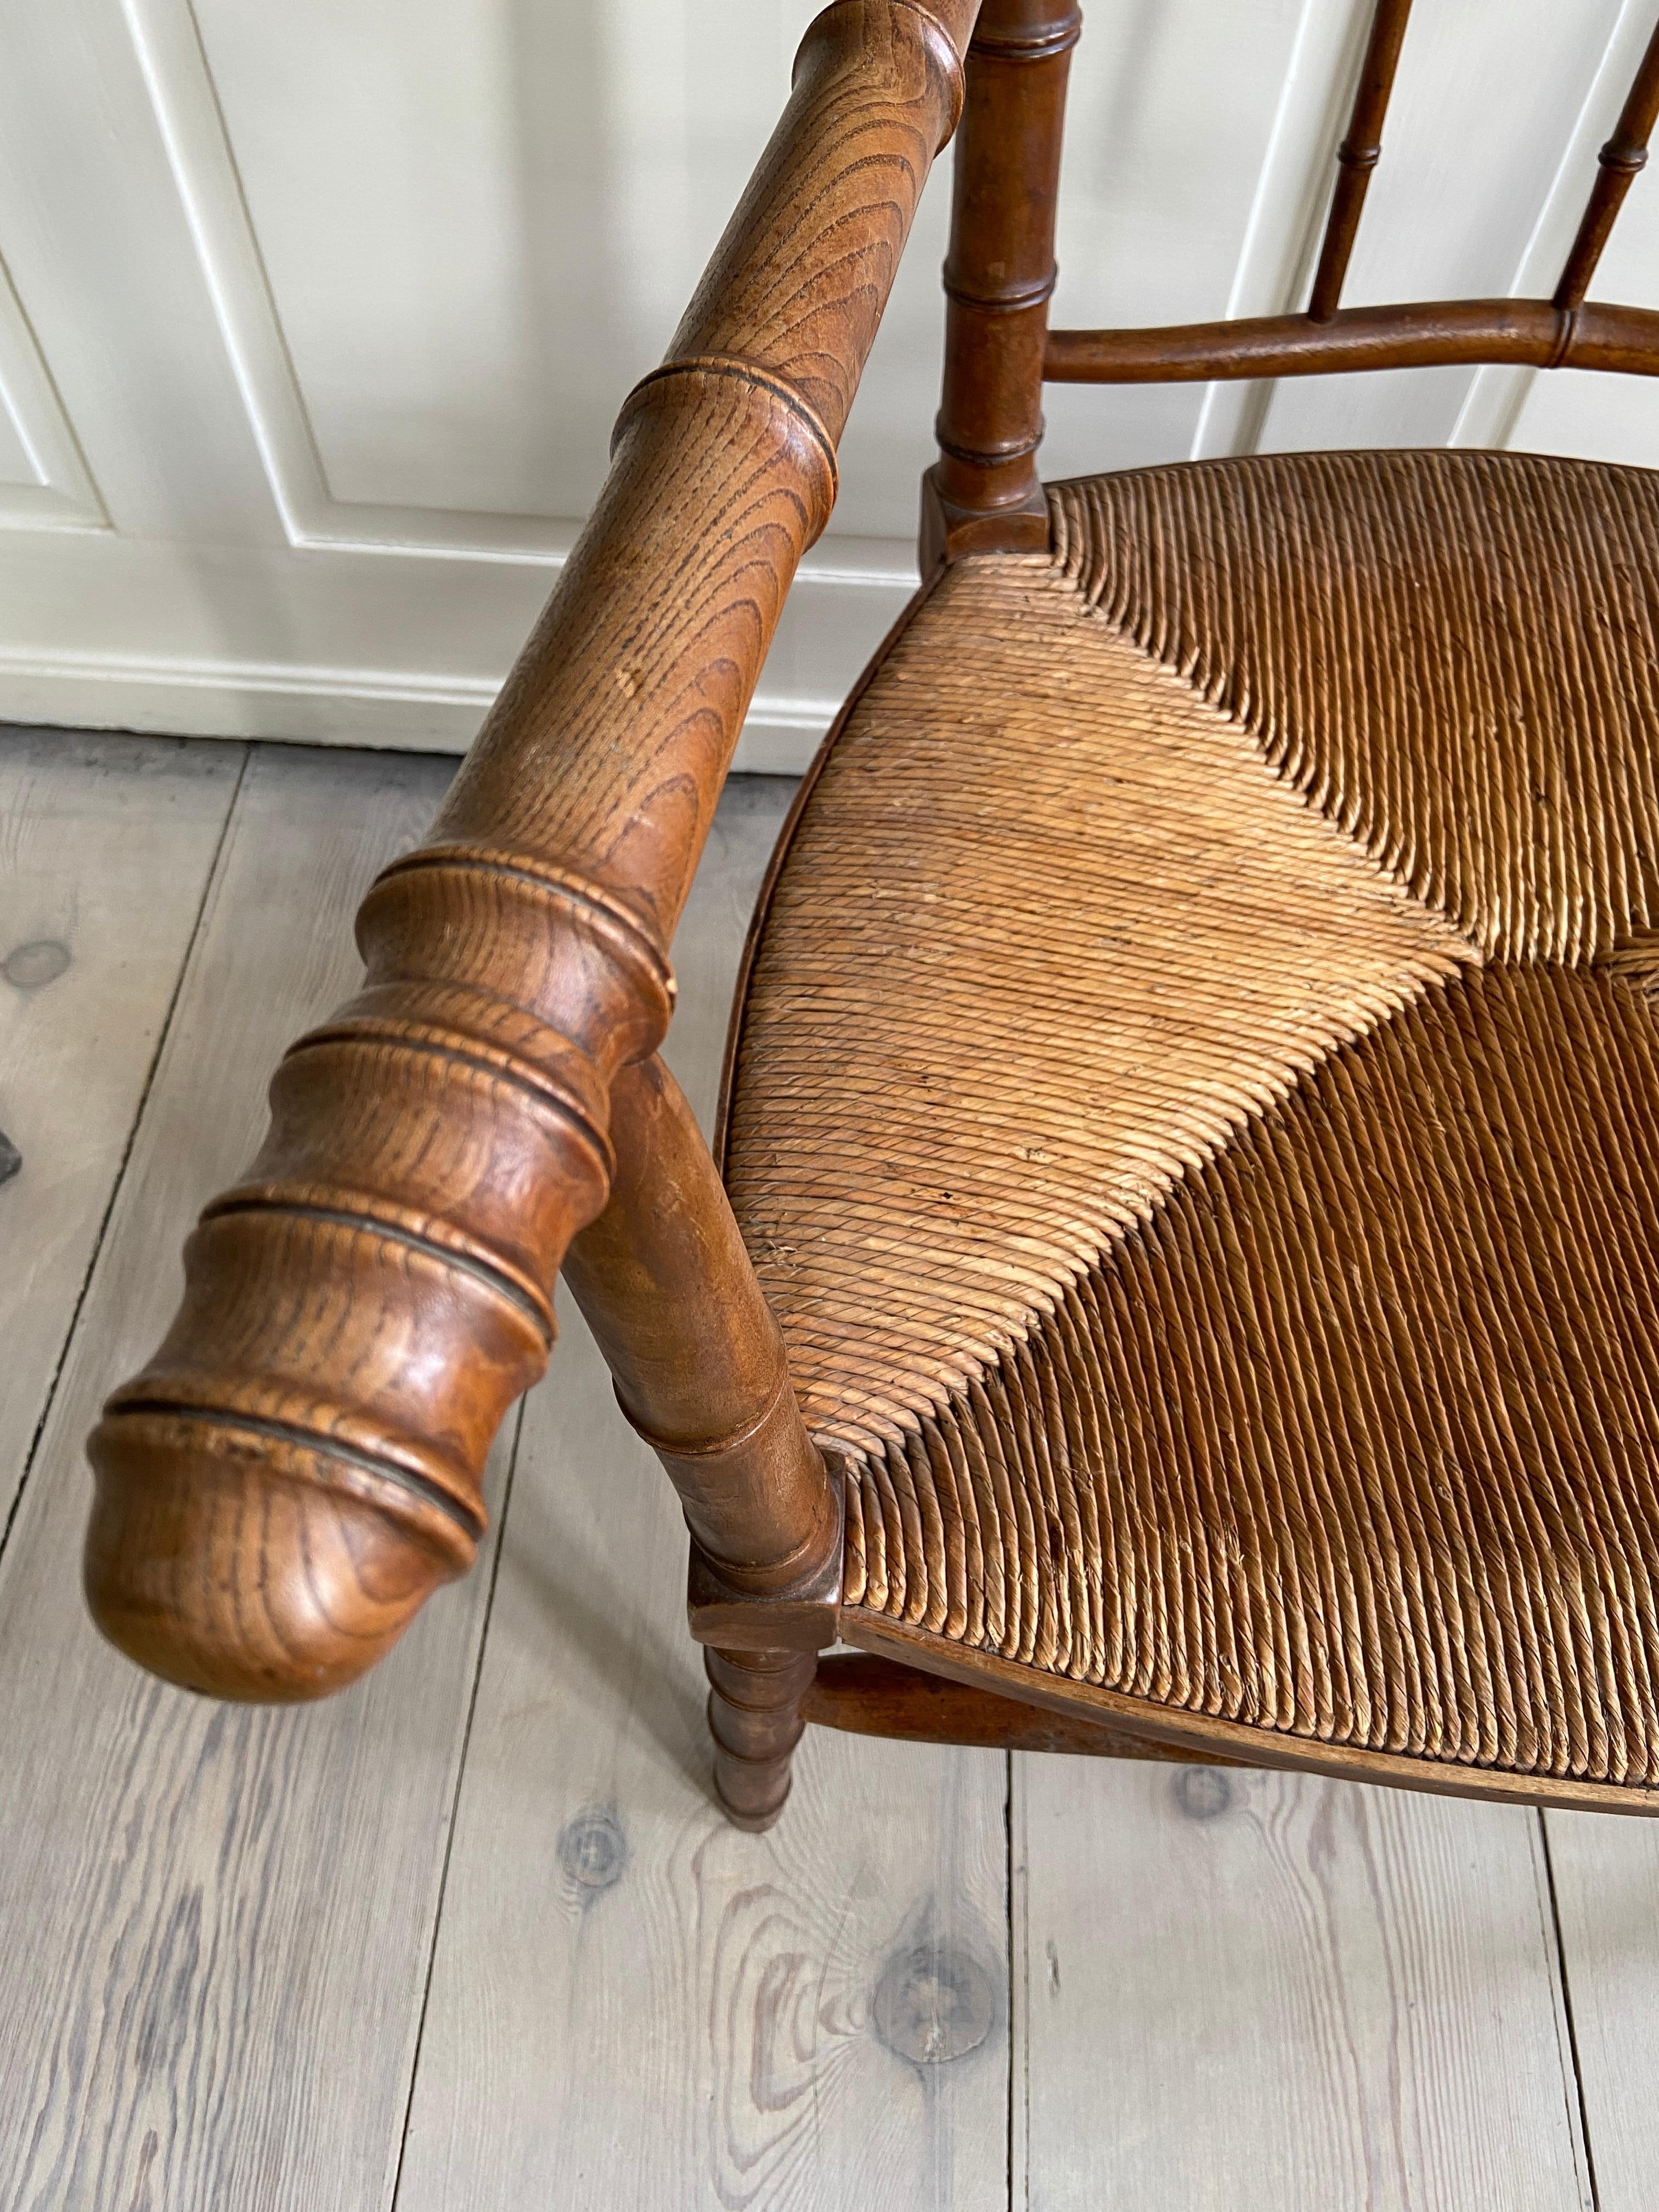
xmin=84 ymin=0 xmax=979 ymax=1701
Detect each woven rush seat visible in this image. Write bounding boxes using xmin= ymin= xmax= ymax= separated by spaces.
xmin=719 ymin=447 xmax=1659 ymax=1802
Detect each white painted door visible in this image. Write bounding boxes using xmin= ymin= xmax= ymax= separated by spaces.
xmin=2 ymin=0 xmax=1657 ymax=772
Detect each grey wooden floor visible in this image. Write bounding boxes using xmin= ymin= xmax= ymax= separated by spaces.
xmin=2 ymin=725 xmax=1658 ymax=2211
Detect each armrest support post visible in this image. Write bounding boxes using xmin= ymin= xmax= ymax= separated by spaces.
xmin=563 ymin=1056 xmax=839 ymax=1626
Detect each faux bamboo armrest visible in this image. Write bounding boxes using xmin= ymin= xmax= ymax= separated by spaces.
xmin=84 ymin=0 xmax=978 ymax=1701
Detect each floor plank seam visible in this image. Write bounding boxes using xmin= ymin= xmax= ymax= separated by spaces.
xmin=390 ymin=1396 xmax=527 ymax=2211
xmin=0 ymin=738 xmax=250 ymax=1581
xmin=1005 ymin=1751 xmax=1014 ymax=2212
xmin=1538 ymin=1812 xmax=1604 ymax=2212
xmin=1006 ymin=1751 xmax=1028 ymax=2212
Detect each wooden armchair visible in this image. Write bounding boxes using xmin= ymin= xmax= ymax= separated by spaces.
xmin=83 ymin=0 xmax=1659 ymax=1830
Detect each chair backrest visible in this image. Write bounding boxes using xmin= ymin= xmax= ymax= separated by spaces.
xmin=1049 ymin=0 xmax=1659 ymax=387
xmin=927 ymin=0 xmax=1659 ymax=563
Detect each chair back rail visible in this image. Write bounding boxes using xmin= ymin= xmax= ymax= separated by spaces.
xmin=1045 ymin=0 xmax=1659 ymax=386
xmin=1044 ymin=297 xmax=1659 ymax=385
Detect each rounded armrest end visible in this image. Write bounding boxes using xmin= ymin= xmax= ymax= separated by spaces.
xmin=84 ymin=1407 xmax=467 ymax=1703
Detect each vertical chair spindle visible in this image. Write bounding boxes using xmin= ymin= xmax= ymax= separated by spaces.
xmin=1555 ymin=16 xmax=1659 ymax=315
xmin=1307 ymin=0 xmax=1415 ymax=321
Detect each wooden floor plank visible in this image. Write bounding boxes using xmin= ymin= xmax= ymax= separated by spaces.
xmin=0 ymin=726 xmax=241 ymax=1534
xmin=1539 ymin=1809 xmax=1659 ymax=2212
xmin=1018 ymin=1758 xmax=1592 ymax=2211
xmin=396 ymin=780 xmax=1013 ymax=2212
xmin=0 ymin=744 xmax=521 ymax=2212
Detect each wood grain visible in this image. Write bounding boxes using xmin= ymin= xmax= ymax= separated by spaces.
xmin=87 ymin=0 xmax=982 ymax=1707
xmin=0 ymin=737 xmax=1631 ymax=2205
xmin=393 ymin=778 xmax=1011 ymax=2212
xmin=1019 ymin=1759 xmax=1593 ymax=2210
xmin=565 ymin=1045 xmax=840 ymax=1824
xmin=0 ymin=747 xmax=516 ymax=2212
xmin=0 ymin=727 xmax=240 ymax=1532
xmin=565 ymin=1054 xmax=835 ymax=1596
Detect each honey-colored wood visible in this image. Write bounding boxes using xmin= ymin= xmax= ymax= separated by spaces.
xmin=394 ymin=781 xmax=1012 ymax=2210
xmin=563 ymin=1052 xmax=840 ymax=1818
xmin=563 ymin=1054 xmax=835 ymax=1600
xmin=9 ymin=742 xmax=1612 ymax=2207
xmin=704 ymin=1645 xmax=819 ymax=1831
xmin=563 ymin=1051 xmax=838 ymax=1814
xmin=83 ymin=0 xmax=979 ymax=1706
xmin=851 ymin=1617 xmax=1659 ymax=1819
xmin=926 ymin=0 xmax=1079 ymax=562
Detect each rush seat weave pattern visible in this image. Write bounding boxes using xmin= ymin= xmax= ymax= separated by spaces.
xmin=720 ymin=449 xmax=1659 ymax=1795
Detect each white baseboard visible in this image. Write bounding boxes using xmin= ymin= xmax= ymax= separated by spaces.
xmin=0 ymin=528 xmax=917 ymax=771
xmin=0 ymin=647 xmax=847 ymax=770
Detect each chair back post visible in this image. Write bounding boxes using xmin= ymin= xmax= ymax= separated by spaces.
xmin=923 ymin=0 xmax=1081 ymax=567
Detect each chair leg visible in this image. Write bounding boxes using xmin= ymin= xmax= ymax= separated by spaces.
xmin=563 ymin=1057 xmax=839 ymax=1834
xmin=705 ymin=1646 xmax=819 ymax=1832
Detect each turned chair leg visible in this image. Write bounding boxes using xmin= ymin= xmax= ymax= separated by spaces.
xmin=705 ymin=1646 xmax=819 ymax=1831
